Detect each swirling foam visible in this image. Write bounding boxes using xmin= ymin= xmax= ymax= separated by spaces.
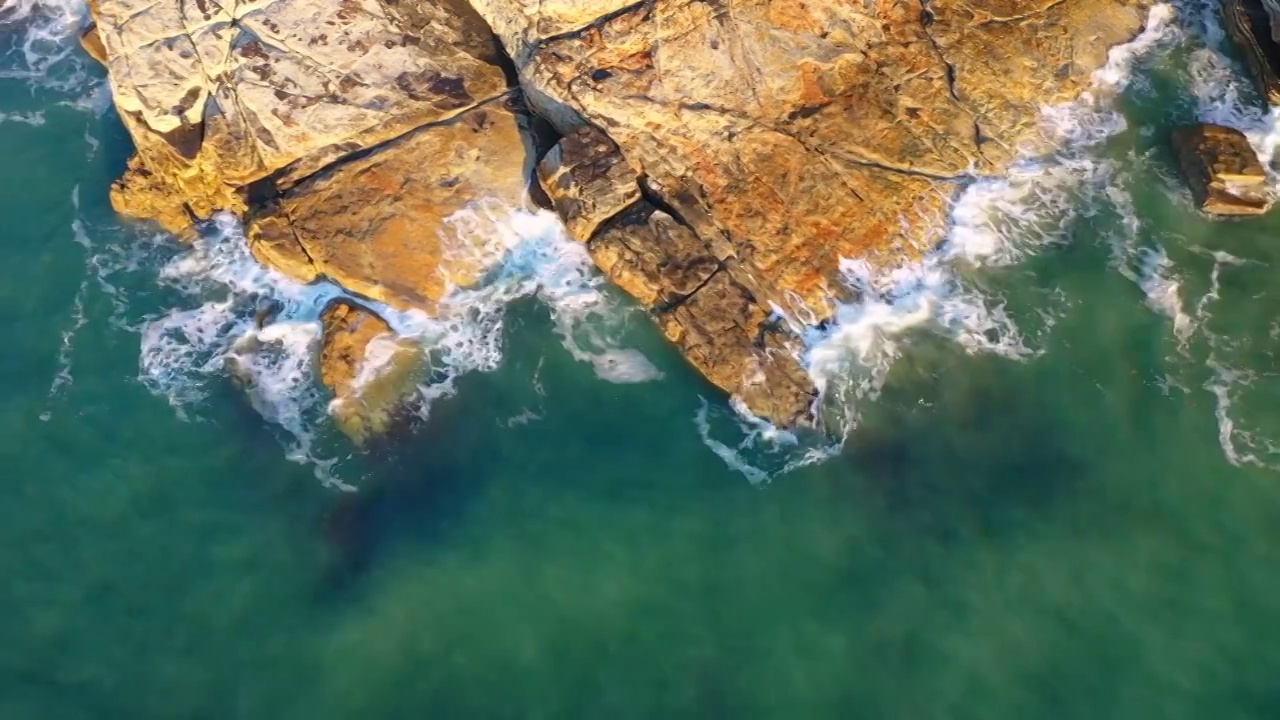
xmin=0 ymin=0 xmax=94 ymax=91
xmin=17 ymin=0 xmax=1279 ymax=480
xmin=135 ymin=206 xmax=660 ymax=485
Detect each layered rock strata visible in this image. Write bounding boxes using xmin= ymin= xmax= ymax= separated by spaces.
xmin=1174 ymin=123 xmax=1272 ymax=216
xmin=89 ymin=0 xmax=1156 ymax=428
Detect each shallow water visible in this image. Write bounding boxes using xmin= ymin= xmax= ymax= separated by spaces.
xmin=5 ymin=2 xmax=1280 ymax=718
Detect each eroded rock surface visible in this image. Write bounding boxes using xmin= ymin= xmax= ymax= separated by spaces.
xmin=319 ymin=299 xmax=426 ymax=444
xmin=1174 ymin=123 xmax=1272 ymax=216
xmin=523 ymin=0 xmax=1150 ymax=423
xmin=91 ymin=0 xmax=1157 ymax=427
xmin=89 ymin=0 xmax=529 ymax=284
xmin=249 ymin=97 xmax=534 ymax=310
xmin=481 ymin=0 xmax=1148 ymax=310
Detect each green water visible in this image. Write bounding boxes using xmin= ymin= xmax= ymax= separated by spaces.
xmin=6 ymin=4 xmax=1280 ymax=718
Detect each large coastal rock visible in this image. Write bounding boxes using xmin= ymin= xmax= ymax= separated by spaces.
xmin=480 ymin=0 xmax=1148 ymax=309
xmin=517 ymin=0 xmax=1150 ymax=423
xmin=89 ymin=0 xmax=532 ymax=304
xmin=319 ymin=299 xmax=426 ymax=444
xmin=1173 ymin=123 xmax=1272 ymax=216
xmin=248 ymin=97 xmax=532 ymax=310
xmin=90 ymin=0 xmax=1157 ymax=427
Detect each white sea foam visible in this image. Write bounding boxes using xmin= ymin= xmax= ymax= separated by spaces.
xmin=690 ymin=4 xmax=1184 ymax=482
xmin=134 ymin=205 xmax=660 ymax=484
xmin=137 ymin=214 xmax=348 ymax=483
xmin=439 ymin=203 xmax=663 ymax=385
xmin=0 ymin=110 xmax=43 ymax=124
xmin=1091 ymin=4 xmax=1181 ymax=94
xmin=1139 ymin=246 xmax=1195 ymax=344
xmin=1099 ymin=170 xmax=1199 ymax=350
xmin=42 ymin=186 xmax=92 ymax=420
xmin=41 ymin=277 xmax=85 ymax=421
xmin=1180 ymin=250 xmax=1280 ymax=470
xmin=0 ymin=0 xmax=93 ymax=91
xmin=1185 ymin=47 xmax=1280 ymax=180
xmin=694 ymin=399 xmax=772 ymax=485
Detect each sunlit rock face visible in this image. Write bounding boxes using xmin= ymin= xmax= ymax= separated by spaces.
xmin=88 ymin=0 xmax=1154 ymax=428
xmin=1173 ymin=123 xmax=1272 ymax=216
xmin=319 ymin=299 xmax=427 ymax=445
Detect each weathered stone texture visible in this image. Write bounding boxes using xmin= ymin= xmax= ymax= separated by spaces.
xmin=90 ymin=0 xmax=1158 ymax=426
xmin=319 ymin=299 xmax=426 ymax=444
xmin=1174 ymin=123 xmax=1272 ymax=216
xmin=523 ymin=0 xmax=1150 ymax=422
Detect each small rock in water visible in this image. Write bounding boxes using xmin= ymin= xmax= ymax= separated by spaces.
xmin=253 ymin=296 xmax=284 ymax=329
xmin=1172 ymin=124 xmax=1272 ymax=217
xmin=319 ymin=299 xmax=427 ymax=445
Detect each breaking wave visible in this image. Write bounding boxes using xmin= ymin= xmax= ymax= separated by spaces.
xmin=695 ymin=4 xmax=1182 ymax=482
xmin=15 ymin=0 xmax=1280 ymax=482
xmin=136 ymin=207 xmax=659 ymax=486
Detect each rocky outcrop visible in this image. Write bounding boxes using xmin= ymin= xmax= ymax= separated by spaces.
xmin=517 ymin=0 xmax=1150 ymax=423
xmin=1173 ymin=123 xmax=1272 ymax=216
xmin=248 ymin=97 xmax=532 ymax=310
xmin=1226 ymin=0 xmax=1280 ymax=105
xmin=90 ymin=0 xmax=1157 ymax=427
xmin=540 ymin=125 xmax=818 ymax=424
xmin=478 ymin=0 xmax=1148 ymax=305
xmin=89 ymin=0 xmax=532 ymax=303
xmin=319 ymin=299 xmax=426 ymax=444
xmin=87 ymin=0 xmax=532 ymax=437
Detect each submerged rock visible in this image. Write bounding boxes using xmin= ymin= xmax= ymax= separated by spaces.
xmin=1225 ymin=0 xmax=1280 ymax=105
xmin=1173 ymin=123 xmax=1272 ymax=216
xmin=318 ymin=299 xmax=426 ymax=445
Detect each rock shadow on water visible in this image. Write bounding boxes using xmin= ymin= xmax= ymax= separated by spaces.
xmin=314 ymin=301 xmax=569 ymax=599
xmin=316 ymin=383 xmax=488 ymax=600
xmin=843 ymin=343 xmax=1091 ymax=545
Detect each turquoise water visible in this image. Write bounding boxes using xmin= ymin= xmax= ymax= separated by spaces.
xmin=5 ymin=2 xmax=1280 ymax=718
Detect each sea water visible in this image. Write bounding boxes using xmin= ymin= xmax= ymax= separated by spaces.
xmin=4 ymin=1 xmax=1280 ymax=717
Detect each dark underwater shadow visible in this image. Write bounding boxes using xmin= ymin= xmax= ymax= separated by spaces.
xmin=842 ymin=341 xmax=1092 ymax=546
xmin=312 ymin=298 xmax=578 ymax=600
xmin=315 ymin=383 xmax=488 ymax=600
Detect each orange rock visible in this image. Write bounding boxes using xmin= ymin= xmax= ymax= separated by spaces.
xmin=319 ymin=299 xmax=427 ymax=444
xmin=515 ymin=0 xmax=1150 ymax=423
